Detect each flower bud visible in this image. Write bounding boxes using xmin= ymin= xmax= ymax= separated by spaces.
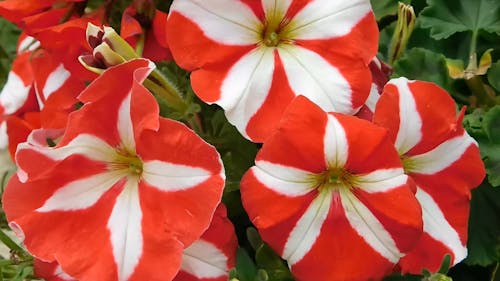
xmin=388 ymin=3 xmax=416 ymax=64
xmin=79 ymin=23 xmax=139 ymax=74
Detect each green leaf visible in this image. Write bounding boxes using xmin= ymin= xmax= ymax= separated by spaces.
xmin=487 ymin=61 xmax=500 ymax=92
xmin=464 ymin=107 xmax=500 ymax=187
xmin=392 ymin=47 xmax=453 ymax=92
xmin=255 ymin=244 xmax=294 ymax=281
xmin=464 ymin=182 xmax=500 ymax=266
xmin=234 ymin=248 xmax=258 ymax=281
xmin=419 ymin=0 xmax=500 ymax=40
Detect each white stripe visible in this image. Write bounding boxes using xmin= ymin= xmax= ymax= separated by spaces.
xmin=355 ymin=169 xmax=407 ymax=193
xmin=181 ymin=239 xmax=228 ymax=278
xmin=324 ymin=114 xmax=349 ymax=168
xmin=278 ymin=45 xmax=353 ymax=114
xmin=283 ymin=189 xmax=332 ymax=265
xmin=340 ymin=189 xmax=402 ymax=263
xmin=221 ymin=47 xmax=275 ymax=139
xmin=17 ymin=36 xmax=40 ymax=53
xmin=142 ymin=160 xmax=212 ymax=191
xmin=390 ymin=78 xmax=422 ymax=155
xmin=416 ymin=187 xmax=467 ymax=264
xmin=0 ymin=71 xmax=32 ymax=115
xmin=365 ymin=83 xmax=380 ymax=113
xmin=170 ymin=0 xmax=261 ymax=45
xmin=409 ymin=133 xmax=476 ymax=175
xmin=262 ymin=0 xmax=292 ymax=20
xmin=36 ymin=171 xmax=125 ymax=212
xmin=54 ymin=265 xmax=76 ymax=281
xmin=42 ymin=64 xmax=70 ymax=100
xmin=252 ymin=161 xmax=314 ymax=197
xmin=117 ymin=94 xmax=135 ymax=151
xmin=0 ymin=122 xmax=7 ymax=149
xmin=286 ymin=0 xmax=371 ymax=40
xmin=17 ymin=134 xmax=116 ymax=163
xmin=108 ymin=178 xmax=143 ymax=281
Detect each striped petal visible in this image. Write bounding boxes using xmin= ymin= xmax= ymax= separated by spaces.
xmin=373 ymin=78 xmax=485 ymax=273
xmin=174 ymin=204 xmax=237 ymax=281
xmin=241 ymin=96 xmax=422 ymax=281
xmin=286 ymin=0 xmax=372 ymax=40
xmin=168 ymin=0 xmax=261 ymax=46
xmin=278 ymin=46 xmax=353 ymax=114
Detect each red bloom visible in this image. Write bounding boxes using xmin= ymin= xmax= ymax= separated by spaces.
xmin=174 ymin=204 xmax=238 ymax=281
xmin=167 ymin=0 xmax=378 ymax=142
xmin=241 ymin=96 xmax=422 ymax=281
xmin=3 ymin=59 xmax=225 ymax=281
xmin=373 ymin=77 xmax=485 ymax=273
xmin=121 ymin=4 xmax=172 ymax=62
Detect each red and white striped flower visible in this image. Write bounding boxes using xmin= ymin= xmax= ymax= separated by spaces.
xmin=3 ymin=59 xmax=225 ymax=281
xmin=174 ymin=204 xmax=238 ymax=281
xmin=240 ymin=96 xmax=422 ymax=281
xmin=167 ymin=0 xmax=378 ymax=142
xmin=373 ymin=77 xmax=485 ymax=273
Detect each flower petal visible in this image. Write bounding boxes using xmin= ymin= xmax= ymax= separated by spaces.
xmin=278 ymin=46 xmax=354 ymax=114
xmin=339 ymin=188 xmax=402 ymax=263
xmin=287 ymin=0 xmax=372 ymax=41
xmin=169 ymin=0 xmax=261 ymax=45
xmin=142 ymin=160 xmax=212 ymax=192
xmin=107 ymin=179 xmax=143 ymax=281
xmin=37 ymin=171 xmax=125 ymax=212
xmin=283 ymin=189 xmax=332 ymax=265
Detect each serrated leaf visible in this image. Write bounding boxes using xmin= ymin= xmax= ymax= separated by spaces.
xmin=392 ymin=47 xmax=453 ymax=92
xmin=464 ymin=182 xmax=500 ymax=266
xmin=465 ymin=107 xmax=500 ymax=187
xmin=487 ymin=61 xmax=500 ymax=92
xmin=419 ymin=0 xmax=500 ymax=40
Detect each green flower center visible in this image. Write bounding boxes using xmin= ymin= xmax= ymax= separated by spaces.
xmin=111 ymin=147 xmax=143 ymax=176
xmin=260 ymin=14 xmax=292 ymax=47
xmin=316 ymin=168 xmax=355 ymax=192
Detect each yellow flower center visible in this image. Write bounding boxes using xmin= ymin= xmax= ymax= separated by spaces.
xmin=316 ymin=167 xmax=355 ymax=192
xmin=260 ymin=12 xmax=292 ymax=47
xmin=111 ymin=146 xmax=143 ymax=176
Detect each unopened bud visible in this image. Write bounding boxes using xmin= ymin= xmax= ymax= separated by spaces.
xmin=79 ymin=23 xmax=139 ymax=74
xmin=388 ymin=2 xmax=416 ymax=65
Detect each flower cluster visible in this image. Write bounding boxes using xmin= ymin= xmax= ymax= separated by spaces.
xmin=0 ymin=1 xmax=486 ymax=281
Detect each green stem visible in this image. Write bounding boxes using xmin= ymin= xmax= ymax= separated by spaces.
xmin=148 ymin=69 xmax=189 ymax=114
xmin=0 ymin=230 xmax=27 ymax=258
xmin=491 ymin=262 xmax=499 ymax=281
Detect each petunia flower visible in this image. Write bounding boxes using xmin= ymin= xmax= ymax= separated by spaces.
xmin=240 ymin=96 xmax=422 ymax=281
xmin=174 ymin=204 xmax=238 ymax=281
xmin=167 ymin=0 xmax=378 ymax=142
xmin=372 ymin=77 xmax=485 ymax=273
xmin=2 ymin=59 xmax=225 ymax=281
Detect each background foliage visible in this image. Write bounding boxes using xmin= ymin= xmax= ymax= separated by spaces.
xmin=0 ymin=0 xmax=498 ymax=280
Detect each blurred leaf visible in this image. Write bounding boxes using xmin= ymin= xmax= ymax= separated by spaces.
xmin=488 ymin=61 xmax=500 ymax=92
xmin=464 ymin=107 xmax=500 ymax=187
xmin=234 ymin=248 xmax=258 ymax=281
xmin=255 ymin=244 xmax=294 ymax=281
xmin=419 ymin=0 xmax=500 ymax=40
xmin=392 ymin=47 xmax=453 ymax=92
xmin=464 ymin=182 xmax=500 ymax=266
xmin=370 ymin=0 xmax=412 ymax=21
